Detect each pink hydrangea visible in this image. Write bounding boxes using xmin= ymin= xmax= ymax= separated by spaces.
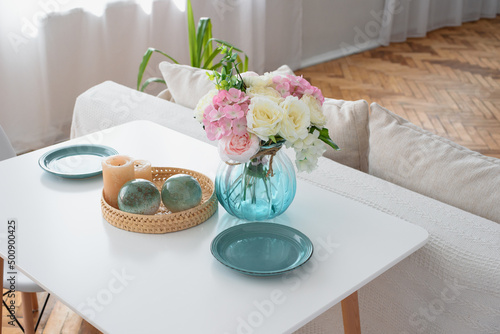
xmin=203 ymin=89 xmax=250 ymax=141
xmin=272 ymin=75 xmax=324 ymax=105
xmin=231 ymin=117 xmax=248 ymax=136
xmin=221 ymin=104 xmax=244 ymax=119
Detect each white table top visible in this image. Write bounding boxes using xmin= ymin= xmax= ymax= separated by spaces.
xmin=0 ymin=120 xmax=428 ymax=334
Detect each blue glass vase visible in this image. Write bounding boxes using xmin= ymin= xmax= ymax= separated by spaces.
xmin=215 ymin=144 xmax=296 ymax=221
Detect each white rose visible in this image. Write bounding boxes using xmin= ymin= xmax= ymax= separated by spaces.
xmin=246 ymin=97 xmax=284 ymax=141
xmin=243 ymin=75 xmax=273 ymax=88
xmin=194 ymin=89 xmax=218 ymax=123
xmin=246 ymin=86 xmax=284 ymax=104
xmin=279 ymin=96 xmax=310 ymax=143
xmin=301 ymin=94 xmax=326 ymax=127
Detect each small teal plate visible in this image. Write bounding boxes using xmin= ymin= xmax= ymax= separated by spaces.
xmin=38 ymin=144 xmax=118 ymax=179
xmin=211 ymin=222 xmax=314 ymax=276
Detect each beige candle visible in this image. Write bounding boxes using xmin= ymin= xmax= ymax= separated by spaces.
xmin=134 ymin=159 xmax=152 ymax=181
xmin=102 ymin=155 xmax=135 ymax=209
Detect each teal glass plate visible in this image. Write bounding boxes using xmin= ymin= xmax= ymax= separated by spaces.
xmin=211 ymin=222 xmax=314 ymax=276
xmin=38 ymin=144 xmax=118 ymax=179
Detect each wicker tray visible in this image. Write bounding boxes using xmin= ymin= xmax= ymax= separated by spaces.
xmin=101 ymin=167 xmax=217 ymax=234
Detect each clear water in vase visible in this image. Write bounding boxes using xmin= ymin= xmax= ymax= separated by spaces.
xmin=215 ymin=145 xmax=296 ymax=221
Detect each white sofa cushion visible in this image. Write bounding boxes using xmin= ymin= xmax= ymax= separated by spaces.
xmin=322 ymin=98 xmax=369 ymax=173
xmin=369 ymin=103 xmax=500 ymax=223
xmin=295 ymin=155 xmax=500 ymax=334
xmin=70 ymin=81 xmax=209 ymax=145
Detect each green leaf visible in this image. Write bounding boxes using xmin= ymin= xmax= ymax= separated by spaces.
xmin=208 ymin=38 xmax=249 ymax=69
xmin=137 ymin=48 xmax=154 ymax=90
xmin=235 ymin=54 xmax=248 ymax=73
xmin=201 ymin=19 xmax=213 ymax=68
xmin=140 ymin=77 xmax=166 ymax=92
xmin=187 ymin=0 xmax=197 ymax=67
xmin=202 ymin=48 xmax=220 ymax=70
xmin=269 ymin=135 xmax=277 ymax=144
xmin=209 ymin=62 xmax=222 ymax=71
xmin=152 ymin=49 xmax=179 ymax=64
xmin=209 ymin=38 xmax=244 ymax=53
xmin=313 ymin=126 xmax=340 ymax=151
xmin=236 ymin=55 xmax=242 ymax=72
xmin=195 ymin=17 xmax=211 ymax=67
xmin=243 ymin=54 xmax=249 ymax=72
xmin=137 ymin=48 xmax=178 ymax=90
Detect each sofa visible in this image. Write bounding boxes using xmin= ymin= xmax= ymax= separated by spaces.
xmin=70 ymin=64 xmax=500 ymax=334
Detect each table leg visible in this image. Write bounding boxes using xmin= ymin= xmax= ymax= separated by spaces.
xmin=21 ymin=292 xmax=35 ymax=334
xmin=341 ymin=291 xmax=361 ymax=334
xmin=31 ymin=293 xmax=39 ymax=312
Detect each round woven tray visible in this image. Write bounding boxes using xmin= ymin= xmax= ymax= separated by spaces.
xmin=101 ymin=167 xmax=217 ymax=234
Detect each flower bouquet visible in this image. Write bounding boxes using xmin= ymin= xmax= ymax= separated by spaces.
xmin=195 ymin=46 xmax=339 ymax=220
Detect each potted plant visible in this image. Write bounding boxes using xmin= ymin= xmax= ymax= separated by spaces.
xmin=137 ymin=0 xmax=248 ymax=92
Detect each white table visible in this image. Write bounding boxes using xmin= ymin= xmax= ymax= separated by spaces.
xmin=0 ymin=121 xmax=428 ymax=334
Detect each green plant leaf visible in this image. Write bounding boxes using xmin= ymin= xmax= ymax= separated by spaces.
xmin=236 ymin=54 xmax=248 ymax=73
xmin=210 ymin=38 xmax=249 ymax=73
xmin=203 ymin=48 xmax=221 ymax=69
xmin=137 ymin=48 xmax=153 ymax=90
xmin=209 ymin=38 xmax=244 ymax=53
xmin=196 ymin=17 xmax=210 ymax=67
xmin=152 ymin=49 xmax=179 ymax=64
xmin=209 ymin=62 xmax=222 ymax=71
xmin=312 ymin=126 xmax=340 ymax=151
xmin=140 ymin=77 xmax=166 ymax=92
xmin=187 ymin=0 xmax=197 ymax=67
xmin=243 ymin=54 xmax=249 ymax=72
xmin=137 ymin=48 xmax=178 ymax=90
xmin=201 ymin=19 xmax=213 ymax=68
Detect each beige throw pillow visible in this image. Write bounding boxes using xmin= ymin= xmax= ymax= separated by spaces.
xmin=158 ymin=63 xmax=213 ymax=109
xmin=322 ymin=98 xmax=370 ymax=173
xmin=369 ymin=103 xmax=500 ymax=223
xmin=158 ymin=63 xmax=295 ymax=109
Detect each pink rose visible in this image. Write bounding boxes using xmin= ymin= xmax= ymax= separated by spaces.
xmin=218 ymin=132 xmax=260 ymax=163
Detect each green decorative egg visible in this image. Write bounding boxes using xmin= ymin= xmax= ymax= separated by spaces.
xmin=161 ymin=174 xmax=202 ymax=213
xmin=118 ymin=179 xmax=161 ymax=215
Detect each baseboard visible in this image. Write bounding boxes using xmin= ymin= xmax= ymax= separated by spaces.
xmin=299 ymin=40 xmax=381 ymax=69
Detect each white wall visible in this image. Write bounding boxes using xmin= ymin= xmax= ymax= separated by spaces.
xmin=301 ymin=0 xmax=386 ymax=68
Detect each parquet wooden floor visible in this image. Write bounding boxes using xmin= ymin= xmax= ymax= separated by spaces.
xmin=1 ymin=292 xmax=100 ymax=334
xmin=296 ymin=16 xmax=500 ymax=159
xmin=2 ymin=16 xmax=499 ymax=334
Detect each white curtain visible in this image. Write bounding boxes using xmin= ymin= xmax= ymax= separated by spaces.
xmin=0 ymin=0 xmax=302 ymax=154
xmin=379 ymin=0 xmax=500 ymax=45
